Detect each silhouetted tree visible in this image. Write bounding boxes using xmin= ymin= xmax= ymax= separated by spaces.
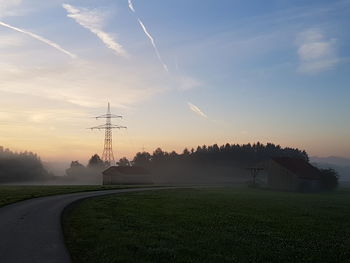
xmin=319 ymin=168 xmax=339 ymax=190
xmin=66 ymin=160 xmax=86 ymax=178
xmin=87 ymin=154 xmax=105 ymax=169
xmin=129 ymin=142 xmax=309 ymax=172
xmin=183 ymin=148 xmax=190 ymax=156
xmin=0 ymin=146 xmax=49 ymax=183
xmin=132 ymin=152 xmax=152 ymax=168
xmin=117 ymin=157 xmax=131 ymax=166
xmin=70 ymin=161 xmax=84 ymax=168
xmin=152 ymin=148 xmax=166 ymax=164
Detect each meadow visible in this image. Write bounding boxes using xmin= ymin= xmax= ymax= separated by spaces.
xmin=63 ymin=187 xmax=350 ymax=263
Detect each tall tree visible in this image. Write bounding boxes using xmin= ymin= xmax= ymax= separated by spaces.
xmin=117 ymin=157 xmax=131 ymax=166
xmin=87 ymin=154 xmax=105 ymax=169
xmin=65 ymin=160 xmax=86 ymax=178
xmin=132 ymin=152 xmax=152 ymax=168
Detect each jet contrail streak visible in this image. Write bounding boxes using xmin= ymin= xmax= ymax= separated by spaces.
xmin=188 ymin=102 xmax=207 ymax=118
xmin=128 ymin=0 xmax=135 ymax=12
xmin=137 ymin=19 xmax=168 ymax=72
xmin=0 ymin=21 xmax=77 ymax=59
xmin=127 ymin=0 xmax=168 ymax=72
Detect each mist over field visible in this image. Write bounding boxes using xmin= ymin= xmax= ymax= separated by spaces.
xmin=0 ymin=142 xmax=330 ymax=186
xmin=1 ymin=1 xmax=350 ymax=263
xmin=2 ymin=140 xmax=348 ymax=188
xmin=311 ymin=156 xmax=350 ymax=182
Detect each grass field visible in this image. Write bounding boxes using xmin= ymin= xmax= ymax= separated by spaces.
xmin=0 ymin=185 xmax=143 ymax=207
xmin=63 ymin=187 xmax=350 ymax=263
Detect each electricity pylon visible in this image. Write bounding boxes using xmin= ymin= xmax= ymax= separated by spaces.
xmin=89 ymin=102 xmax=126 ymax=166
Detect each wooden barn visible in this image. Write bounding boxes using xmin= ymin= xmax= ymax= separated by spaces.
xmin=267 ymin=157 xmax=321 ymax=192
xmin=102 ymin=166 xmax=152 ymax=185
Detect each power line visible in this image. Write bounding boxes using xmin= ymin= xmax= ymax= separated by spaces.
xmin=88 ymin=102 xmax=126 ymax=166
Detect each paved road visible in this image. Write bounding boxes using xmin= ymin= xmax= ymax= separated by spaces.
xmin=0 ymin=187 xmax=175 ymax=263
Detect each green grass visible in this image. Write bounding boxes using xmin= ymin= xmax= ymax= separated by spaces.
xmin=63 ymin=187 xmax=350 ymax=263
xmin=0 ymin=185 xmax=145 ymax=207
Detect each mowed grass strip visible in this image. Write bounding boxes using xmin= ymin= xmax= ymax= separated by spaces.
xmin=0 ymin=185 xmax=145 ymax=207
xmin=63 ymin=187 xmax=350 ymax=263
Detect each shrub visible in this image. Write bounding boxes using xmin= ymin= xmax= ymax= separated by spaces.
xmin=320 ymin=168 xmax=339 ymax=191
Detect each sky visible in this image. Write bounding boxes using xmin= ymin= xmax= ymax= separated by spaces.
xmin=0 ymin=0 xmax=349 ymax=163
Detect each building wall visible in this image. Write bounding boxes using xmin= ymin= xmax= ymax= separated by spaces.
xmin=296 ymin=179 xmax=321 ymax=192
xmin=267 ymin=160 xmax=321 ymax=192
xmin=103 ymin=174 xmax=113 ymax=185
xmin=267 ymin=160 xmax=298 ymax=191
xmin=103 ymin=173 xmax=152 ymax=185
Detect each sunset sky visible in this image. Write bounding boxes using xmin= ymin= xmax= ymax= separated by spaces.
xmin=0 ymin=0 xmax=349 ymax=163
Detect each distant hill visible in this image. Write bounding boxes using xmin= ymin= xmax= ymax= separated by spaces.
xmin=311 ymin=156 xmax=350 ymax=182
xmin=311 ymin=156 xmax=350 ymax=166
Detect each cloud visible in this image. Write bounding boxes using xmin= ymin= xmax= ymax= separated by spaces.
xmin=0 ymin=54 xmax=170 ymax=109
xmin=0 ymin=33 xmax=23 ymax=48
xmin=127 ymin=0 xmax=168 ymax=72
xmin=188 ymin=102 xmax=207 ymax=118
xmin=0 ymin=0 xmax=21 ymax=11
xmin=0 ymin=21 xmax=77 ymax=58
xmin=128 ymin=0 xmax=135 ymax=13
xmin=174 ymin=75 xmax=201 ymax=91
xmin=0 ymin=0 xmax=22 ymax=17
xmin=28 ymin=113 xmax=50 ymax=123
xmin=297 ymin=29 xmax=339 ymax=73
xmin=63 ymin=3 xmax=127 ymax=57
xmin=0 ymin=0 xmax=22 ymax=8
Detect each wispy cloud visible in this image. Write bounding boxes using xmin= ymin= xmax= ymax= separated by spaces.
xmin=128 ymin=0 xmax=168 ymax=72
xmin=0 ymin=55 xmax=170 ymax=109
xmin=62 ymin=3 xmax=127 ymax=57
xmin=0 ymin=0 xmax=22 ymax=9
xmin=297 ymin=29 xmax=339 ymax=74
xmin=175 ymin=75 xmax=201 ymax=91
xmin=128 ymin=0 xmax=135 ymax=13
xmin=188 ymin=102 xmax=207 ymax=118
xmin=0 ymin=0 xmax=22 ymax=17
xmin=0 ymin=33 xmax=23 ymax=48
xmin=0 ymin=21 xmax=76 ymax=58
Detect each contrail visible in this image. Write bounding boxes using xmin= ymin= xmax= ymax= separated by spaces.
xmin=128 ymin=0 xmax=135 ymax=12
xmin=128 ymin=0 xmax=168 ymax=72
xmin=137 ymin=19 xmax=168 ymax=71
xmin=63 ymin=4 xmax=127 ymax=57
xmin=188 ymin=102 xmax=207 ymax=118
xmin=0 ymin=21 xmax=76 ymax=58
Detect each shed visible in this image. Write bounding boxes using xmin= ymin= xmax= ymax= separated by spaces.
xmin=102 ymin=166 xmax=152 ymax=185
xmin=267 ymin=157 xmax=321 ymax=192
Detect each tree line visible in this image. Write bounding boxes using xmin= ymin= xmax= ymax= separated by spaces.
xmin=129 ymin=142 xmax=309 ymax=169
xmin=67 ymin=142 xmax=308 ymax=174
xmin=0 ymin=146 xmax=50 ymax=183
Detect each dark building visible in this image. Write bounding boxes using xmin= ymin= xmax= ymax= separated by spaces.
xmin=267 ymin=157 xmax=321 ymax=192
xmin=102 ymin=166 xmax=152 ymax=185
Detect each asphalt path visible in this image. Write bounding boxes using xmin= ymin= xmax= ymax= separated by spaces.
xmin=0 ymin=187 xmax=176 ymax=263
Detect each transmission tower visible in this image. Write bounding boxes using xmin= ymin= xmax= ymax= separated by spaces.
xmin=89 ymin=103 xmax=126 ymax=166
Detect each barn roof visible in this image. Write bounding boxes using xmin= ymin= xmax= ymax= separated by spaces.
xmin=272 ymin=157 xmax=321 ymax=180
xmin=102 ymin=166 xmax=149 ymax=176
